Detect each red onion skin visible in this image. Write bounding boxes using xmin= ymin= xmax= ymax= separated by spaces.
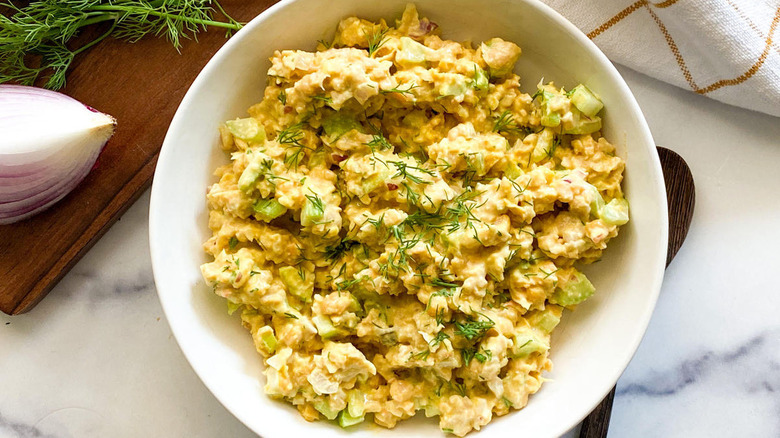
xmin=0 ymin=84 xmax=114 ymax=225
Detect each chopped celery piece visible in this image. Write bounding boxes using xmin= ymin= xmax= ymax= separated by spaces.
xmin=504 ymin=160 xmax=523 ymax=179
xmin=338 ymin=409 xmax=364 ymax=427
xmin=510 ymin=328 xmax=548 ymax=358
xmin=257 ymin=328 xmax=277 ymax=354
xmin=569 ymin=84 xmax=604 ymax=117
xmin=313 ymin=400 xmax=340 ymax=420
xmin=347 ymin=390 xmax=366 ymax=417
xmin=322 ymin=112 xmax=362 ymax=141
xmin=301 ymin=196 xmax=325 ymax=226
xmin=564 ymin=113 xmax=602 ymax=135
xmin=550 ymin=271 xmax=595 ymax=307
xmin=226 ymin=300 xmax=242 ymax=315
xmin=601 ymin=198 xmax=630 ymax=225
xmin=361 ymin=167 xmax=394 ymax=195
xmin=423 ymin=402 xmax=440 ymax=417
xmin=588 ymin=184 xmax=606 ymax=218
xmin=541 ymin=111 xmax=560 ymax=127
xmin=438 ymin=76 xmax=469 ymax=97
xmin=346 ymin=293 xmax=362 ymax=312
xmin=225 ymin=118 xmax=266 ymax=143
xmin=279 ymin=266 xmax=313 ymax=303
xmin=253 ymin=199 xmax=287 ymax=222
xmin=532 ymin=129 xmax=554 ymax=163
xmin=526 ymin=305 xmax=562 ymax=334
xmin=396 ymin=37 xmax=431 ymax=67
xmin=312 ymin=315 xmax=342 ymax=339
xmin=308 ymin=149 xmax=328 ymax=167
xmin=238 ymin=156 xmax=264 ymax=192
xmin=471 ymin=64 xmax=489 ymax=91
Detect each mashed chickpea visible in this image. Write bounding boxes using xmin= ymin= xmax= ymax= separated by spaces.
xmin=201 ymin=4 xmax=628 ymax=436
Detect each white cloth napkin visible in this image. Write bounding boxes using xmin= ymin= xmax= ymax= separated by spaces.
xmin=541 ymin=0 xmax=780 ymax=117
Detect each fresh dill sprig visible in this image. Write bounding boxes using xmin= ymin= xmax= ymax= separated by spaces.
xmin=408 ymin=349 xmax=431 ymax=361
xmin=389 ymin=160 xmax=435 ymax=185
xmin=258 ymin=158 xmax=288 ymax=187
xmin=277 ymin=88 xmax=287 ymax=105
xmin=365 ymin=26 xmax=389 ymax=57
xmin=492 ymin=110 xmax=532 ymax=137
xmin=0 ymin=0 xmax=242 ymax=90
xmin=277 ymin=121 xmax=311 ymax=167
xmin=380 ymin=82 xmax=418 ymax=96
xmin=453 ymin=317 xmax=494 ymax=341
xmin=545 ymin=134 xmax=561 ymax=158
xmin=305 ymin=191 xmax=325 ymax=215
xmin=431 ymin=278 xmax=458 ymax=288
xmin=430 ymin=331 xmax=450 ymax=347
xmin=311 ymin=94 xmax=333 ymax=105
xmin=336 ymin=277 xmax=363 ymax=290
xmin=367 ymin=133 xmax=394 ymax=152
xmin=324 ymin=239 xmax=359 ymax=261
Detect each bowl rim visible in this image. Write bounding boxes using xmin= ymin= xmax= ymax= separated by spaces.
xmin=149 ymin=0 xmax=668 ymax=436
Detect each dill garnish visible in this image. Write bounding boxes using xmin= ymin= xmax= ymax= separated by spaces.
xmin=0 ymin=0 xmax=242 ymax=89
xmin=389 ymin=160 xmax=435 ymax=185
xmin=365 ymin=26 xmax=389 ymax=56
xmin=492 ymin=110 xmax=532 ymax=136
xmin=380 ymin=82 xmax=418 ymax=96
xmin=453 ymin=317 xmax=494 ymax=341
xmin=325 ymin=239 xmax=359 ymax=260
xmin=277 ymin=121 xmax=312 ymax=167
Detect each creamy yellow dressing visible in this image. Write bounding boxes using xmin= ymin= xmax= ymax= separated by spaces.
xmin=201 ymin=5 xmax=628 ymax=436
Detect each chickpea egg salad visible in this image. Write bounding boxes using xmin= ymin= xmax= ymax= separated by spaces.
xmin=200 ymin=4 xmax=629 ymax=437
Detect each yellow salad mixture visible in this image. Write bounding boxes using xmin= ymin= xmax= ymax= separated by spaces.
xmin=200 ymin=4 xmax=629 ymax=436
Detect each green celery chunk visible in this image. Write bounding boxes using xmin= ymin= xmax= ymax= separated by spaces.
xmin=541 ymin=111 xmax=560 ymax=127
xmin=563 ymin=112 xmax=602 ymax=135
xmin=312 ymin=315 xmax=342 ymax=339
xmin=258 ymin=329 xmax=277 ymax=354
xmin=238 ymin=156 xmax=263 ymax=192
xmin=253 ymin=198 xmax=287 ymax=222
xmin=569 ymin=84 xmax=604 ymax=117
xmin=313 ymin=400 xmax=340 ymax=420
xmin=361 ymin=167 xmax=394 ymax=195
xmin=504 ymin=160 xmax=523 ymax=179
xmin=396 ymin=37 xmax=431 ymax=67
xmin=550 ymin=271 xmax=595 ymax=307
xmin=601 ymin=198 xmax=630 ymax=225
xmin=588 ymin=184 xmax=606 ymax=218
xmin=531 ymin=128 xmax=554 ymax=163
xmin=322 ymin=112 xmax=363 ymax=141
xmin=526 ymin=305 xmax=562 ymax=334
xmin=471 ymin=64 xmax=489 ymax=91
xmin=347 ymin=389 xmax=366 ymax=417
xmin=510 ymin=328 xmax=549 ymax=358
xmin=226 ymin=300 xmax=242 ymax=315
xmin=438 ymin=75 xmax=469 ymax=97
xmin=225 ymin=118 xmax=266 ymax=143
xmin=279 ymin=266 xmax=313 ymax=303
xmin=300 ymin=196 xmax=325 ymax=226
xmin=338 ymin=409 xmax=364 ymax=427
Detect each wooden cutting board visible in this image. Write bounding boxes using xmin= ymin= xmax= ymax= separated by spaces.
xmin=0 ymin=0 xmax=276 ymax=315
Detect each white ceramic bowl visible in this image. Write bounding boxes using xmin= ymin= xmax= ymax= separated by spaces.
xmin=149 ymin=1 xmax=668 ymax=437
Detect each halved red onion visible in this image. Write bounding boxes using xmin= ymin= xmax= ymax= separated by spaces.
xmin=0 ymin=85 xmax=116 ymax=225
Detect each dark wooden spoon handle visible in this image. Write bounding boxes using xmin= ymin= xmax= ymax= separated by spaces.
xmin=578 ymin=147 xmax=695 ymax=438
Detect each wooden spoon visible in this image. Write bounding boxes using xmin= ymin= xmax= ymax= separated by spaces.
xmin=579 ymin=147 xmax=696 ymax=438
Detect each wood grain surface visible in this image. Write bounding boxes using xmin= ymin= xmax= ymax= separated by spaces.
xmin=579 ymin=146 xmax=696 ymax=438
xmin=0 ymin=1 xmax=276 ymax=315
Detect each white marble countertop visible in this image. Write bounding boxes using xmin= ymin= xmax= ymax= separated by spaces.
xmin=2 ymin=66 xmax=779 ymax=438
